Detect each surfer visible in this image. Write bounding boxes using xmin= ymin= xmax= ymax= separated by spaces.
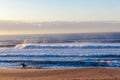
xmin=21 ymin=62 xmax=27 ymax=69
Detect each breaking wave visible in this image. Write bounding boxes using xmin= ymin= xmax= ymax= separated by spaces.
xmin=15 ymin=43 xmax=120 ymax=49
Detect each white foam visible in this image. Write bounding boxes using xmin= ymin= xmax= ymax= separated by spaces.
xmin=15 ymin=43 xmax=120 ymax=49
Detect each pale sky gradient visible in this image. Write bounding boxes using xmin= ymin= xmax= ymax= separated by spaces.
xmin=0 ymin=0 xmax=120 ymax=35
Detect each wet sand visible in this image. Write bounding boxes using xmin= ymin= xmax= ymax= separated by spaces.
xmin=0 ymin=68 xmax=119 ymax=80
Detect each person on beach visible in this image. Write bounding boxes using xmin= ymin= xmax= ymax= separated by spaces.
xmin=21 ymin=62 xmax=27 ymax=69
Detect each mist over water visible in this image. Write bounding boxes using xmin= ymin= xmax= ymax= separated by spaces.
xmin=0 ymin=33 xmax=120 ymax=69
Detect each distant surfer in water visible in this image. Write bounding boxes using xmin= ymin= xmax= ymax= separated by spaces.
xmin=21 ymin=62 xmax=27 ymax=69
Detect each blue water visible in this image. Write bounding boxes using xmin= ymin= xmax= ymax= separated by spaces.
xmin=0 ymin=33 xmax=120 ymax=69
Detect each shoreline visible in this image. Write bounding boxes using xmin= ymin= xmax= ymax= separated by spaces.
xmin=0 ymin=68 xmax=119 ymax=80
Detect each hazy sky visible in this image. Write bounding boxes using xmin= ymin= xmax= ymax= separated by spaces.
xmin=0 ymin=0 xmax=120 ymax=35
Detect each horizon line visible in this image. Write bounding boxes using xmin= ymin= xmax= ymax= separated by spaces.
xmin=0 ymin=19 xmax=120 ymax=23
xmin=0 ymin=32 xmax=119 ymax=36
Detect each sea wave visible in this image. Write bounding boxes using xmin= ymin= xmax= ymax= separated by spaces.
xmin=15 ymin=43 xmax=120 ymax=49
xmin=0 ymin=59 xmax=119 ymax=68
xmin=0 ymin=54 xmax=120 ymax=58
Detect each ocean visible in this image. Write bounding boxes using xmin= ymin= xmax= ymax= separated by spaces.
xmin=0 ymin=33 xmax=120 ymax=69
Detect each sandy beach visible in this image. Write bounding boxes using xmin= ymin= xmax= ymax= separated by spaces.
xmin=0 ymin=68 xmax=119 ymax=80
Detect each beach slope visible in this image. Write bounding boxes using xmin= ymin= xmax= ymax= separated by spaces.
xmin=0 ymin=68 xmax=119 ymax=80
